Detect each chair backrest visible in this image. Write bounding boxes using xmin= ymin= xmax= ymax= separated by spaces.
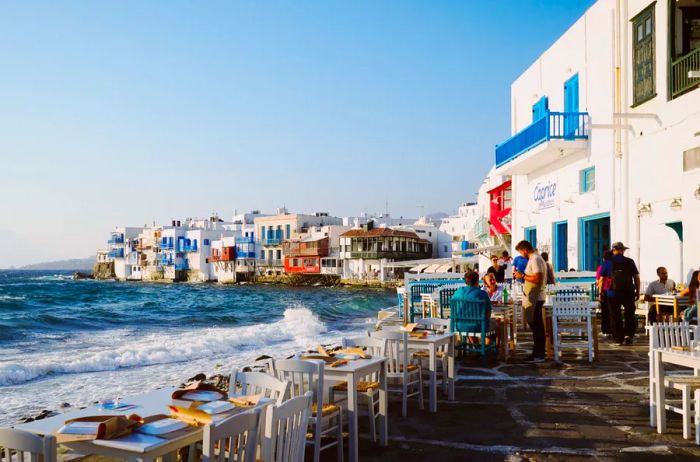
xmin=274 ymin=359 xmax=324 ymax=407
xmin=0 ymin=428 xmax=56 ymax=462
xmin=649 ymin=322 xmax=696 ymax=350
xmin=342 ymin=336 xmax=386 ymax=358
xmin=203 ymin=408 xmax=262 ymax=462
xmin=371 ymin=330 xmax=409 ymax=376
xmin=437 ymin=285 xmax=464 ymax=317
xmin=263 ymin=391 xmax=313 ymax=462
xmin=414 ymin=317 xmax=451 ymax=332
xmin=551 ymin=293 xmax=592 ymax=317
xmin=230 ymin=370 xmax=290 ymax=405
xmin=449 ymin=299 xmax=488 ymax=334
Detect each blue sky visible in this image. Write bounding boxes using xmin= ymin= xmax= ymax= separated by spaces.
xmin=0 ymin=0 xmax=596 ymax=267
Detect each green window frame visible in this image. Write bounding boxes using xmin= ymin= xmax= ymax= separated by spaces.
xmin=632 ymin=3 xmax=656 ymax=106
xmin=579 ymin=167 xmax=595 ymax=193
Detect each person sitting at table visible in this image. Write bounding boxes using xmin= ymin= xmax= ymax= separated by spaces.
xmin=486 ymin=256 xmax=506 ymax=283
xmin=483 ymin=273 xmax=504 ymax=303
xmin=644 ymin=266 xmax=676 ymax=324
xmin=452 ymin=270 xmax=496 ymax=331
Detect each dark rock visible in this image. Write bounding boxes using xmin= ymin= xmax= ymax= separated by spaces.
xmin=73 ymin=272 xmax=94 ymax=280
xmin=186 ymin=373 xmax=206 ymax=382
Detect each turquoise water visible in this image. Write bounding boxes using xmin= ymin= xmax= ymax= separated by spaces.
xmin=0 ymin=270 xmax=395 ymax=425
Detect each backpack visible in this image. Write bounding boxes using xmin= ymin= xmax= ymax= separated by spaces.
xmin=611 ymin=258 xmax=633 ymax=293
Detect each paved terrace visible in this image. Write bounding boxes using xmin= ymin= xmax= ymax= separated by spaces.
xmin=70 ymin=333 xmax=700 ymax=462
xmin=347 ymin=332 xmax=700 ymax=462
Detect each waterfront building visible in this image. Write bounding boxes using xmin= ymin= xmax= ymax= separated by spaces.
xmin=490 ymin=0 xmax=700 ymax=283
xmin=209 ymin=213 xmax=260 ymax=283
xmin=254 ymin=210 xmax=343 ymax=276
xmin=439 ymin=202 xmax=481 ymax=258
xmin=282 ymin=225 xmax=350 ymax=276
xmin=398 ymin=217 xmax=453 ymax=259
xmin=339 ymin=222 xmax=433 ymax=281
xmin=107 ymin=226 xmax=145 ymax=280
xmin=136 ymin=227 xmax=163 ymax=281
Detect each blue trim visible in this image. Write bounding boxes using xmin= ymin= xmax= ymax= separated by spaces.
xmin=552 ymin=221 xmax=568 ymax=272
xmin=524 ymin=226 xmax=537 ymax=249
xmin=532 ymin=96 xmax=549 ymax=121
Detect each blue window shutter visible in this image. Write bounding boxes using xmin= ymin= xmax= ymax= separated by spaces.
xmin=532 ymin=96 xmax=549 ymax=121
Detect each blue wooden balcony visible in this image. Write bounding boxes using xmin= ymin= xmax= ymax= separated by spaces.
xmin=263 ymin=237 xmax=282 ymax=246
xmin=107 ymin=234 xmax=124 ymax=244
xmin=160 ymin=240 xmax=174 ymax=250
xmin=183 ymin=243 xmax=198 ymax=252
xmin=108 ymin=248 xmax=124 ymax=258
xmin=175 ymin=262 xmax=189 ymax=271
xmin=495 ymin=112 xmax=589 ymax=168
xmin=235 ymin=236 xmax=255 ymax=244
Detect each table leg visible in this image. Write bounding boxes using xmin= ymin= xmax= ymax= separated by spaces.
xmin=592 ymin=315 xmax=599 ymax=360
xmin=429 ymin=345 xmax=437 ymax=412
xmin=544 ymin=310 xmax=554 ymax=360
xmin=655 ymin=350 xmax=667 ymax=433
xmin=378 ymin=366 xmax=388 ymax=446
xmin=447 ymin=336 xmax=455 ymax=401
xmin=347 ymin=373 xmax=359 ymax=462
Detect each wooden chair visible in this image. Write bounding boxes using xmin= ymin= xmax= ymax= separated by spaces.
xmin=0 ymin=428 xmax=56 ymax=462
xmin=202 ymin=408 xmax=262 ymax=462
xmin=412 ymin=317 xmax=450 ymax=394
xmin=371 ymin=330 xmax=423 ymax=417
xmin=551 ymin=292 xmax=594 ymax=363
xmin=649 ymin=322 xmax=700 ymax=440
xmin=436 ymin=284 xmax=464 ymax=318
xmin=262 ymin=392 xmax=313 ymax=462
xmin=330 ymin=336 xmax=387 ymax=443
xmin=229 ymin=370 xmax=290 ymax=405
xmin=274 ymin=359 xmax=343 ymax=462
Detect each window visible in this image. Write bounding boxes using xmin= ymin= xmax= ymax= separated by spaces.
xmin=261 ymin=250 xmax=265 ymax=259
xmin=286 ymin=224 xmax=291 ymax=239
xmin=203 ymin=239 xmax=210 ymax=246
xmin=579 ymin=167 xmax=595 ymax=193
xmin=683 ymin=146 xmax=700 ymax=172
xmin=261 ymin=226 xmax=266 ymax=240
xmin=632 ymin=4 xmax=656 ymax=105
xmin=524 ymin=227 xmax=537 ymax=249
xmin=276 ymin=250 xmax=282 ymax=260
xmin=532 ymin=96 xmax=549 ymax=121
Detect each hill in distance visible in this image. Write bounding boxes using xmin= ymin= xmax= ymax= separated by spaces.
xmin=18 ymin=256 xmax=96 ymax=271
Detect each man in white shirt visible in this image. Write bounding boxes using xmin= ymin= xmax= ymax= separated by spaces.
xmin=513 ymin=240 xmax=547 ymax=363
xmin=644 ymin=266 xmax=676 ymax=324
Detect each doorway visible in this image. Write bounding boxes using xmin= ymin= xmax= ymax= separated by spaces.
xmin=553 ymin=221 xmax=568 ymax=272
xmin=579 ymin=213 xmax=610 ymax=272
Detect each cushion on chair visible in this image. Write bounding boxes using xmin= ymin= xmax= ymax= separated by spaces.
xmin=332 ymin=380 xmax=380 ymax=392
xmin=311 ymin=403 xmax=340 ymax=417
xmin=398 ymin=364 xmax=419 ymax=372
xmin=412 ymin=351 xmax=446 ymax=359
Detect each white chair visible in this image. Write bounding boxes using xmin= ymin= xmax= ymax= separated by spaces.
xmin=202 ymin=408 xmax=262 ymax=462
xmin=229 ymin=370 xmax=290 ymax=405
xmin=551 ymin=292 xmax=594 ymax=362
xmin=648 ymin=322 xmax=700 ymax=440
xmin=412 ymin=317 xmax=450 ymax=394
xmin=274 ymin=359 xmax=343 ymax=462
xmin=372 ymin=330 xmax=423 ymax=417
xmin=262 ymin=391 xmax=313 ymax=462
xmin=330 ymin=336 xmax=387 ymax=443
xmin=0 ymin=428 xmax=56 ymax=462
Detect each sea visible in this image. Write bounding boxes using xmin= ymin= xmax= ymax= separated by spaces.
xmin=0 ymin=270 xmax=396 ymax=426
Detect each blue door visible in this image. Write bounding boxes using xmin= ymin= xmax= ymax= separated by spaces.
xmin=579 ymin=214 xmax=610 ymax=272
xmin=524 ymin=227 xmax=537 ymax=249
xmin=564 ymin=74 xmax=579 ymax=139
xmin=553 ymin=221 xmax=568 ymax=272
xmin=532 ymin=96 xmax=549 ymax=122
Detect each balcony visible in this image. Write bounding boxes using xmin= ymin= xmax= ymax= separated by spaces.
xmin=107 ymin=235 xmax=124 ymax=245
xmin=263 ymin=238 xmax=282 ymax=246
xmin=235 ymin=236 xmax=255 ymax=244
xmin=258 ymin=259 xmax=284 ymax=267
xmin=495 ymin=112 xmax=589 ymax=175
xmin=348 ymin=251 xmax=429 ymax=260
xmin=160 ymin=255 xmax=173 ymax=265
xmin=671 ymin=48 xmax=700 ymax=99
xmin=160 ymin=241 xmax=174 ymax=250
xmin=108 ymin=248 xmax=124 ymax=258
xmin=175 ymin=262 xmax=189 ymax=271
xmin=183 ymin=243 xmax=198 ymax=253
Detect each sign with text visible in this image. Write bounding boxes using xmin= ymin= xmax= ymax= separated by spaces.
xmin=533 ymin=181 xmax=557 ymax=210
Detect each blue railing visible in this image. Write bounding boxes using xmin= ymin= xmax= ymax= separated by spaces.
xmin=235 ymin=236 xmax=255 ymax=244
xmin=160 ymin=255 xmax=173 ymax=265
xmin=183 ymin=244 xmax=198 ymax=252
xmin=175 ymin=262 xmax=189 ymax=271
xmin=495 ymin=111 xmax=589 ymax=167
xmin=160 ymin=241 xmax=174 ymax=250
xmin=108 ymin=248 xmax=124 ymax=258
xmin=263 ymin=238 xmax=282 ymax=246
xmin=236 ymin=251 xmax=256 ymax=259
xmin=107 ymin=235 xmax=124 ymax=244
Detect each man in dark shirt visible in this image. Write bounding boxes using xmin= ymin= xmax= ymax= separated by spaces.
xmin=486 ymin=256 xmax=505 ymax=283
xmin=600 ymin=242 xmax=641 ymax=345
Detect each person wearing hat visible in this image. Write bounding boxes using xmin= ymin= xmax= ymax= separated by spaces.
xmin=600 ymin=242 xmax=641 ymax=345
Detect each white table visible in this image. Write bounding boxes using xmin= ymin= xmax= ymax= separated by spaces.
xmin=407 ymin=332 xmax=455 ymax=412
xmin=14 ymin=387 xmax=265 ymax=462
xmin=324 ymin=357 xmax=387 ymax=462
xmin=652 ymin=348 xmax=700 ymax=433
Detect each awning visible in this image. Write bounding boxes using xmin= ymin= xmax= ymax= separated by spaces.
xmin=436 ymin=263 xmax=453 ymax=273
xmin=409 ymin=264 xmax=428 ymax=273
xmin=666 ymin=221 xmax=683 ymax=241
xmin=423 ymin=264 xmax=442 ymax=273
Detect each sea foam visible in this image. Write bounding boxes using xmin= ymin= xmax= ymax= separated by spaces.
xmin=0 ymin=306 xmax=329 ymax=386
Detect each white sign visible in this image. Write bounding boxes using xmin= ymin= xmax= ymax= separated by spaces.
xmin=533 ymin=181 xmax=557 ymax=210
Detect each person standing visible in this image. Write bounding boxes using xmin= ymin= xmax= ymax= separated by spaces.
xmin=513 ymin=240 xmax=547 ymax=363
xmin=596 ymin=250 xmax=614 ymax=336
xmin=541 ymin=252 xmax=556 ymax=285
xmin=501 ymin=250 xmax=514 ymax=282
xmin=644 ymin=266 xmax=676 ymax=324
xmin=601 ymin=242 xmax=641 ymax=345
xmin=486 ymin=256 xmax=506 ymax=283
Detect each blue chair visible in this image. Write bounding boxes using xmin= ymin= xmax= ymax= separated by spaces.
xmin=408 ymin=283 xmax=441 ymax=322
xmin=449 ymin=299 xmax=497 ymax=364
xmin=437 ymin=285 xmax=463 ymax=318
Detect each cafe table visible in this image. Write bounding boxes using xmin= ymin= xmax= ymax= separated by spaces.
xmin=652 ymin=347 xmax=700 ymax=433
xmin=323 ymin=356 xmax=388 ymax=462
xmin=14 ymin=387 xmax=267 ymax=462
xmin=406 ymin=332 xmax=455 ymax=412
xmin=491 ymin=303 xmax=518 ymax=360
xmin=654 ymin=294 xmax=692 ymax=321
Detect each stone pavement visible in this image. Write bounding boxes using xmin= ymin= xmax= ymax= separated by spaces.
xmin=350 ymin=332 xmax=700 ymax=461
